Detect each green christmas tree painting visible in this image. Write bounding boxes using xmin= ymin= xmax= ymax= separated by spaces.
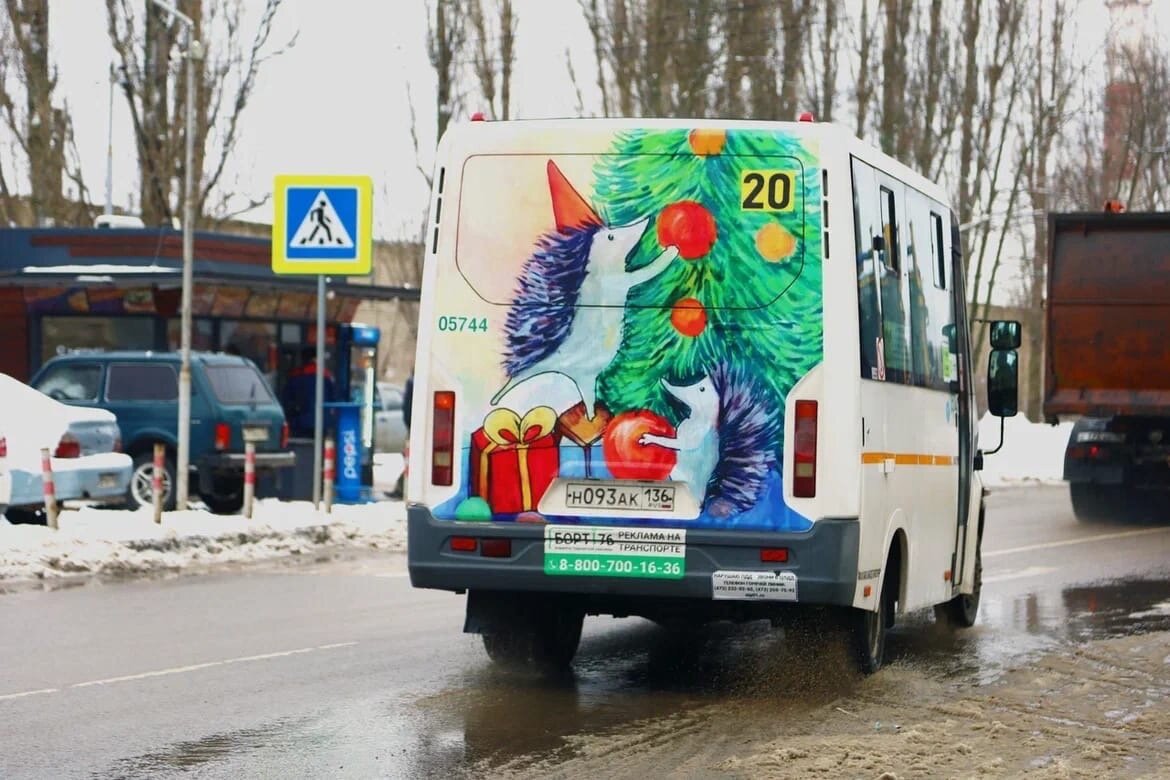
xmin=590 ymin=127 xmax=824 ymax=527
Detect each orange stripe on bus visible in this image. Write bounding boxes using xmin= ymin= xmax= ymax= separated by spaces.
xmin=859 ymin=451 xmax=957 ymax=466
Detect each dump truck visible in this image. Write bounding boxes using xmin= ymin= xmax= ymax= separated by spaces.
xmin=1044 ymin=211 xmax=1170 ymax=520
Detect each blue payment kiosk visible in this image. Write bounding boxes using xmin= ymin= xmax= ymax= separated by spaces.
xmin=329 ymin=323 xmax=380 ymax=502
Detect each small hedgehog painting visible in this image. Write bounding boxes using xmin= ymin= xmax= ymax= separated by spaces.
xmin=491 ymin=161 xmax=679 ymax=420
xmin=639 ymin=363 xmax=780 ymax=517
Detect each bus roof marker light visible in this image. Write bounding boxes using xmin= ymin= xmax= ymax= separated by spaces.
xmin=798 ymin=111 xmax=815 ymax=122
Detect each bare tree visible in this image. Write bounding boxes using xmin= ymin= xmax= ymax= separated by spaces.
xmin=468 ymin=0 xmax=517 ymax=120
xmin=0 ymin=0 xmax=90 ymax=226
xmin=851 ymin=0 xmax=877 ymax=138
xmin=579 ymin=0 xmax=723 ymax=118
xmin=1006 ymin=2 xmax=1079 ymax=418
xmin=105 ymin=0 xmax=294 ymax=227
xmin=802 ymin=0 xmax=839 ymax=122
xmin=428 ymin=0 xmax=467 ymax=144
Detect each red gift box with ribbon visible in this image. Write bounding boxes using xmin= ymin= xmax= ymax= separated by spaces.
xmin=469 ymin=406 xmax=561 ymax=514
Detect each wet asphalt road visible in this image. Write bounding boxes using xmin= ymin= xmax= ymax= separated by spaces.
xmin=2 ymin=484 xmax=1170 ymax=779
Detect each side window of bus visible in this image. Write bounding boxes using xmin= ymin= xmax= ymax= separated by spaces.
xmin=852 ymin=159 xmax=884 ymax=380
xmin=926 ymin=210 xmax=954 ymax=388
xmin=878 ymin=184 xmax=911 ymax=384
xmin=905 ymin=190 xmax=932 ymax=387
xmin=923 ymin=209 xmax=956 ymax=389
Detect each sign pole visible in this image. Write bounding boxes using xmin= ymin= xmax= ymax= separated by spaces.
xmin=272 ymin=174 xmax=372 ymax=508
xmin=313 ymin=273 xmax=326 ymax=507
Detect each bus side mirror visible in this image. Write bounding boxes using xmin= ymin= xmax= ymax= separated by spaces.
xmin=989 ymin=320 xmax=1021 ymax=350
xmin=987 ymin=349 xmax=1019 ymax=417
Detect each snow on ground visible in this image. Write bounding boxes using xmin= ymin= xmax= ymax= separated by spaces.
xmin=0 ymin=419 xmax=1067 ymax=583
xmin=0 ymin=498 xmax=406 ymax=583
xmin=978 ymin=412 xmax=1073 ymax=488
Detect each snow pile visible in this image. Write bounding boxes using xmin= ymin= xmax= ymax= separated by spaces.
xmin=978 ymin=412 xmax=1073 ymax=488
xmin=0 ymin=498 xmax=406 ymax=583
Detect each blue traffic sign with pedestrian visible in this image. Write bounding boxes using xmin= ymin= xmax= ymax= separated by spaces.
xmin=285 ymin=187 xmax=359 ymax=260
xmin=272 ymin=174 xmax=372 ymax=275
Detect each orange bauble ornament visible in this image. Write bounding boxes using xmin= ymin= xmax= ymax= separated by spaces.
xmin=688 ymin=128 xmax=726 ymax=156
xmin=670 ymin=297 xmax=707 ymax=337
xmin=756 ymin=222 xmax=797 ymax=262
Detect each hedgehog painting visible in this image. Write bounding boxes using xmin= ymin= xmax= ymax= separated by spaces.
xmin=639 ymin=363 xmax=780 ymax=518
xmin=490 ymin=161 xmax=680 ymax=420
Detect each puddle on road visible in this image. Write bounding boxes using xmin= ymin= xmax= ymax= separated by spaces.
xmin=408 ymin=619 xmax=906 ymax=775
xmin=407 ymin=576 xmax=1170 ymax=775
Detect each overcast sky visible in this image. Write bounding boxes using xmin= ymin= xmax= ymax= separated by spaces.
xmin=54 ymin=0 xmax=601 ymax=240
xmin=47 ymin=0 xmax=1164 ymax=244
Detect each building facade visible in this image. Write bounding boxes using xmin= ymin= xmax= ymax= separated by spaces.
xmin=0 ymin=227 xmax=418 ymax=392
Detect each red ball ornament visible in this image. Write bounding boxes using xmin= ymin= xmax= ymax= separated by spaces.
xmin=603 ymin=410 xmax=677 ymax=481
xmin=670 ymin=297 xmax=707 ymax=337
xmin=657 ymin=201 xmax=717 ymax=259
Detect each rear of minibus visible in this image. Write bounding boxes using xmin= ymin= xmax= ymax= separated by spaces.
xmin=407 ymin=118 xmax=861 ymax=617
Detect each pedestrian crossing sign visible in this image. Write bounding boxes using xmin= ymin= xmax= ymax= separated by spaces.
xmin=272 ymin=174 xmax=373 ymax=274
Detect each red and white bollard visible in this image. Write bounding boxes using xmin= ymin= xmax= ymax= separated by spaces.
xmin=152 ymin=443 xmax=165 ymax=524
xmin=323 ymin=437 xmax=335 ymax=515
xmin=243 ymin=442 xmax=256 ymax=519
xmin=40 ymin=447 xmax=58 ymax=530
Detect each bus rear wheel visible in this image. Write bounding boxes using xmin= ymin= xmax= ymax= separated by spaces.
xmin=845 ymin=574 xmax=893 ymax=675
xmin=481 ymin=608 xmax=584 ymax=672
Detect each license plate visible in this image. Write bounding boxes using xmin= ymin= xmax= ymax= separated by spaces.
xmin=98 ymin=473 xmax=119 ymax=489
xmin=564 ymin=481 xmax=675 ymax=512
xmin=242 ymin=426 xmax=269 ymax=443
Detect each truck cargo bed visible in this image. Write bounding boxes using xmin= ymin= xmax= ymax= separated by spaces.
xmin=1045 ymin=212 xmax=1170 ymax=420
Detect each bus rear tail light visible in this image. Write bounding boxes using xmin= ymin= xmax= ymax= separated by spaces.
xmin=760 ymin=547 xmax=789 ymax=563
xmin=0 ymin=435 xmax=7 ymax=458
xmin=450 ymin=536 xmax=477 ymax=552
xmin=432 ymin=391 xmax=456 ymax=485
xmin=793 ymin=400 xmax=818 ymax=498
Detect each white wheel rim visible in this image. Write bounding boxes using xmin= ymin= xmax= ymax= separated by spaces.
xmin=132 ymin=462 xmax=171 ymax=506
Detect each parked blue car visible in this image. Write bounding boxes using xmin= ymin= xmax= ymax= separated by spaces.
xmin=31 ymin=352 xmax=294 ymax=514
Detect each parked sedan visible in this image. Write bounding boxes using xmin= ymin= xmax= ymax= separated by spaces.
xmin=1 ymin=373 xmax=131 ymax=520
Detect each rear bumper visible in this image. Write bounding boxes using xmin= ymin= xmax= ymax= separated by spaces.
xmin=199 ymin=451 xmax=296 ymax=471
xmin=407 ymin=504 xmax=859 ymax=607
xmin=9 ymin=453 xmax=132 ymax=507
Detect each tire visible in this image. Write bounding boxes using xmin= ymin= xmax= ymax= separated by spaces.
xmin=935 ymin=508 xmax=984 ymax=629
xmin=1069 ymin=483 xmax=1123 ymax=522
xmin=846 ymin=569 xmax=894 ymax=674
xmin=482 ymin=609 xmax=584 ymax=672
xmin=128 ymin=449 xmax=175 ymax=511
xmin=202 ymin=478 xmax=245 ymax=515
